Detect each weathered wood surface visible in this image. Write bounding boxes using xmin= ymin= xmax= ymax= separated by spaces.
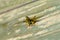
xmin=0 ymin=0 xmax=60 ymax=40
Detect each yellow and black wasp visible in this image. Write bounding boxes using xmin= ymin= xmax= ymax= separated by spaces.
xmin=25 ymin=16 xmax=37 ymax=26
